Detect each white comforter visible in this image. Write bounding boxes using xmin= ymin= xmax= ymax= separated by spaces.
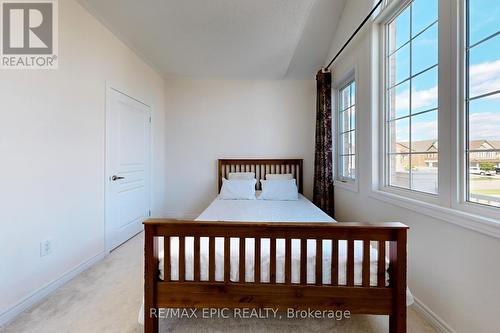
xmin=160 ymin=237 xmax=384 ymax=286
xmin=197 ymin=193 xmax=334 ymax=222
xmin=160 ymin=194 xmax=384 ymax=285
xmin=159 ymin=195 xmax=377 ymax=285
xmin=138 ymin=195 xmax=413 ymax=324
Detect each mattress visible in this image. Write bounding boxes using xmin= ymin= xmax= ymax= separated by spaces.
xmin=158 ymin=194 xmax=387 ymax=286
xmin=139 ymin=195 xmax=413 ymax=324
xmin=196 ymin=193 xmax=334 ymax=222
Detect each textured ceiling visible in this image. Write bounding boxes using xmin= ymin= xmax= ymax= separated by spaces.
xmin=78 ymin=0 xmax=346 ymax=79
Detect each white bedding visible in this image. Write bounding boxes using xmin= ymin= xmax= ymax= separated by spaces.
xmin=197 ymin=193 xmax=334 ymax=222
xmin=159 ymin=194 xmax=386 ymax=286
xmin=138 ymin=195 xmax=413 ymax=324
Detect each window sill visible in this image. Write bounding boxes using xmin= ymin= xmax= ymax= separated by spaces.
xmin=334 ymin=180 xmax=359 ymax=193
xmin=369 ymin=189 xmax=500 ymax=240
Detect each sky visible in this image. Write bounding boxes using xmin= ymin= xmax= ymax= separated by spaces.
xmin=389 ymin=0 xmax=500 ymax=144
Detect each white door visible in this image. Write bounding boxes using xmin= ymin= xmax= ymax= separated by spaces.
xmin=106 ymin=87 xmax=151 ymax=252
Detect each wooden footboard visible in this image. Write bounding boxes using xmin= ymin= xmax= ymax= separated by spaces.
xmin=143 ymin=219 xmax=408 ymax=333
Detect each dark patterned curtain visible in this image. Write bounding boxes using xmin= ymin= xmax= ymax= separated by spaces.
xmin=313 ymin=69 xmax=334 ymax=217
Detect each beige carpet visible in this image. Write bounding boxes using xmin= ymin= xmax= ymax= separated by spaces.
xmin=2 ymin=233 xmax=436 ymax=333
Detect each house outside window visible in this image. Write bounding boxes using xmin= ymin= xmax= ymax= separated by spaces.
xmin=385 ymin=0 xmax=439 ymax=194
xmin=465 ymin=0 xmax=500 ymax=207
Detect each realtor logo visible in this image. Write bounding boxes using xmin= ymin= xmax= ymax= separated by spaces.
xmin=1 ymin=0 xmax=58 ymax=69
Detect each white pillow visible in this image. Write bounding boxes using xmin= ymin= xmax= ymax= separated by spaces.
xmin=227 ymin=172 xmax=255 ymax=180
xmin=260 ymin=179 xmax=298 ymax=201
xmin=219 ymin=178 xmax=256 ymax=200
xmin=266 ymin=173 xmax=294 ymax=180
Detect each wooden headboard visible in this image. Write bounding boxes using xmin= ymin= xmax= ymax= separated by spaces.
xmin=218 ymin=159 xmax=303 ymax=194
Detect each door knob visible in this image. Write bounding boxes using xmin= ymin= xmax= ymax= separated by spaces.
xmin=111 ymin=175 xmax=125 ymax=181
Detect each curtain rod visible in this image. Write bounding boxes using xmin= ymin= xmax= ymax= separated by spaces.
xmin=325 ymin=0 xmax=383 ymax=71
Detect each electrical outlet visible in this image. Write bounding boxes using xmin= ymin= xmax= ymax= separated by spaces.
xmin=40 ymin=240 xmax=52 ymax=257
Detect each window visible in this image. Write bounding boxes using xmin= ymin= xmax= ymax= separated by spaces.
xmin=337 ymin=80 xmax=356 ymax=182
xmin=385 ymin=0 xmax=438 ymax=194
xmin=465 ymin=0 xmax=500 ymax=208
xmin=373 ymin=0 xmax=500 ymax=232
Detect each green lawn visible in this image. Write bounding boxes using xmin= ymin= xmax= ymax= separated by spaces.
xmin=471 ymin=189 xmax=500 ymax=196
xmin=470 ymin=176 xmax=499 ymax=181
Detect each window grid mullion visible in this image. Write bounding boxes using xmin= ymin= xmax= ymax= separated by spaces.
xmin=409 ymin=3 xmax=413 ymax=190
xmin=385 ymin=0 xmax=440 ymax=195
xmin=465 ymin=0 xmax=471 ymax=202
xmin=467 ymin=89 xmax=500 ymax=102
xmin=389 ymin=107 xmax=438 ymax=122
xmin=388 ymin=19 xmax=438 ymax=57
xmin=338 ymin=81 xmax=356 ymax=181
xmin=467 ymin=149 xmax=500 ymax=153
xmin=340 ymin=128 xmax=355 ymax=135
xmin=387 ymin=63 xmax=438 ymax=92
xmin=467 ymin=29 xmax=500 ymax=50
xmin=389 ymin=152 xmax=437 ymax=155
xmin=339 ymin=105 xmax=352 ymax=112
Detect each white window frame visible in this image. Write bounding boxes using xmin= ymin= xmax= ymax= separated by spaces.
xmin=454 ymin=0 xmax=500 ymax=219
xmin=334 ymin=70 xmax=359 ymax=192
xmin=378 ymin=0 xmax=442 ymax=205
xmin=370 ymin=0 xmax=500 ymax=237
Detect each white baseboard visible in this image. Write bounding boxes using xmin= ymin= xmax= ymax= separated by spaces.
xmin=412 ymin=296 xmax=456 ymax=333
xmin=0 ymin=251 xmax=105 ymax=327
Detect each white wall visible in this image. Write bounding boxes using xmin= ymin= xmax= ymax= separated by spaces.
xmin=163 ymin=79 xmax=316 ymax=217
xmin=326 ymin=0 xmax=500 ymax=332
xmin=0 ymin=0 xmax=165 ymax=321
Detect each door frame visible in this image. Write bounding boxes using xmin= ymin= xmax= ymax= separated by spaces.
xmin=104 ymin=82 xmax=152 ymax=253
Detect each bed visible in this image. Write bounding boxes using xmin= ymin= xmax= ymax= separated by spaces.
xmin=143 ymin=159 xmax=409 ymax=332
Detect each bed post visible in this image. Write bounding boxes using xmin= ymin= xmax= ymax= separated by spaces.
xmin=144 ymin=224 xmax=159 ymax=333
xmin=389 ymin=228 xmax=407 ymax=333
xmin=298 ymin=159 xmax=303 ymax=194
xmin=217 ymin=159 xmax=223 ymax=193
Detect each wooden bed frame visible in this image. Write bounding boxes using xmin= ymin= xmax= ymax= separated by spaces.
xmin=144 ymin=159 xmax=408 ymax=332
